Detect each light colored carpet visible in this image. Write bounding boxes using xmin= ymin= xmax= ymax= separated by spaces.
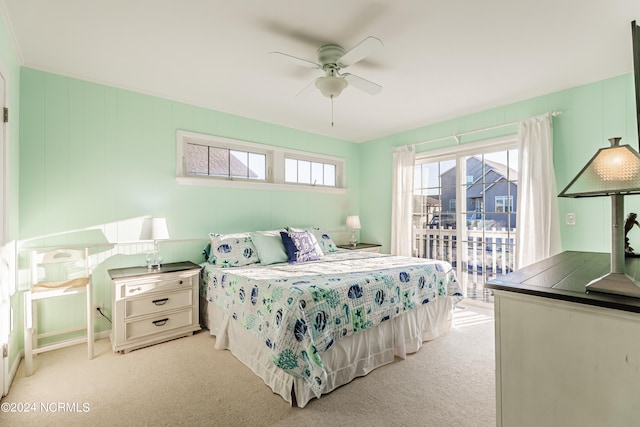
xmin=0 ymin=301 xmax=495 ymax=427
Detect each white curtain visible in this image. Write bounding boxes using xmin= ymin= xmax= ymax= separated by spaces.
xmin=517 ymin=113 xmax=561 ymax=268
xmin=391 ymin=145 xmax=415 ymax=256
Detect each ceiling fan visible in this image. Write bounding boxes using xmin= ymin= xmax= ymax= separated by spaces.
xmin=270 ymin=36 xmax=383 ymax=100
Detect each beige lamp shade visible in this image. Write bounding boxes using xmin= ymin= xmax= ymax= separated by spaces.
xmin=139 ymin=217 xmax=170 ymax=241
xmin=346 ymin=215 xmax=361 ymax=229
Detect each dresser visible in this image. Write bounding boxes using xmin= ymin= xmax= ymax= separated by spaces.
xmin=108 ymin=261 xmax=201 ymax=353
xmin=486 ymin=252 xmax=640 ymax=427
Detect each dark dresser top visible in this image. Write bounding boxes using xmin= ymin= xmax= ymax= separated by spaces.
xmin=485 ymin=251 xmax=640 ymax=313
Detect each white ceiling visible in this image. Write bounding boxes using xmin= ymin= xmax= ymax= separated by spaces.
xmin=2 ymin=0 xmax=640 ymax=142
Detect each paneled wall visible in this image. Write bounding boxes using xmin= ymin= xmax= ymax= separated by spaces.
xmin=18 ymin=68 xmax=361 ymax=339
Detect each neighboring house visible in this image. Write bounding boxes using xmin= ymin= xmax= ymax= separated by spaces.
xmin=438 ymin=156 xmax=517 ymax=229
xmin=412 ymin=195 xmax=441 ymax=229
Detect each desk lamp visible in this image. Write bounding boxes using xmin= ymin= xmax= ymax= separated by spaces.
xmin=559 ymin=137 xmax=640 ymax=297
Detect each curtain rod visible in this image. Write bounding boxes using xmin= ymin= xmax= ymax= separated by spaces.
xmin=412 ymin=111 xmax=562 ymax=148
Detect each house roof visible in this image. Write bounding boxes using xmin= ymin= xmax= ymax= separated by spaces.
xmin=464 ymin=156 xmax=518 ymax=198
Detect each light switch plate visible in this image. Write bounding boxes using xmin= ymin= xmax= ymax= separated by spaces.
xmin=566 ymin=212 xmax=576 ymax=225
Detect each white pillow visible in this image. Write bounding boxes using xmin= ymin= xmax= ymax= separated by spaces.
xmin=249 ymin=230 xmax=288 ymax=265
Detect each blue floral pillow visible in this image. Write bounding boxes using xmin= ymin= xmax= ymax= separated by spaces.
xmin=208 ymin=233 xmax=259 ymax=267
xmin=307 ymin=227 xmax=338 ymax=253
xmin=280 ymin=231 xmax=323 ymax=263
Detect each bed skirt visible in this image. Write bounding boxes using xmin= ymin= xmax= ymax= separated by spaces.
xmin=202 ymin=296 xmax=455 ymax=407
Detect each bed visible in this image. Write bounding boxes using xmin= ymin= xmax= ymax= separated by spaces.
xmin=200 ymin=229 xmax=463 ymax=407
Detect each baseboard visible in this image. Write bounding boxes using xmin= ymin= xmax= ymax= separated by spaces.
xmin=5 ymin=348 xmax=23 ymax=397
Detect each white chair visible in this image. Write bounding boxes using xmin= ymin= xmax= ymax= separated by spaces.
xmin=23 ymin=247 xmax=94 ymax=376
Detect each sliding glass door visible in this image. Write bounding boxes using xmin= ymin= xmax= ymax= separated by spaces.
xmin=413 ymin=140 xmax=518 ymax=302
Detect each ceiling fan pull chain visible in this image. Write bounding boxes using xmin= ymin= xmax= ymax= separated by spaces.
xmin=331 ymin=95 xmax=335 ymax=127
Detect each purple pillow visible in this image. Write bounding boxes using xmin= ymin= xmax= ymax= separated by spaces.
xmin=280 ymin=231 xmax=322 ymax=263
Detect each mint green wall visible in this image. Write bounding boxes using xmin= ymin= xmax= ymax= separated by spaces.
xmin=10 ymin=62 xmax=640 ymax=366
xmin=18 ymin=68 xmax=360 ymax=340
xmin=0 ymin=14 xmax=22 ymax=382
xmin=360 ymin=73 xmax=639 ymax=255
xmin=19 ymin=68 xmax=360 ymax=241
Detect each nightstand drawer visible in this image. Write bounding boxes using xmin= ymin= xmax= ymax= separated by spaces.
xmin=122 ymin=277 xmax=189 ymax=299
xmin=125 ymin=309 xmax=193 ymax=341
xmin=125 ymin=288 xmax=193 ymax=318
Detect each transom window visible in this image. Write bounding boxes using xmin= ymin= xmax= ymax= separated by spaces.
xmin=285 ymin=158 xmax=336 ymax=187
xmin=176 ymin=130 xmax=346 ymax=193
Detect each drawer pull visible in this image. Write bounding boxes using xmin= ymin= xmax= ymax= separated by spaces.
xmin=152 ymin=298 xmax=169 ymax=306
xmin=152 ymin=318 xmax=169 ymax=327
xmin=179 ymin=280 xmax=183 ymax=285
xmin=129 ymin=287 xmax=142 ymax=293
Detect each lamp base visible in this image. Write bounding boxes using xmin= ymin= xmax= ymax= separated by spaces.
xmin=586 ymin=272 xmax=640 ymax=298
xmin=145 ymin=247 xmax=163 ymax=270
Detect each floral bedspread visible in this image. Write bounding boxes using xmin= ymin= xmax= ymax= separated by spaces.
xmin=201 ymin=251 xmax=462 ymax=398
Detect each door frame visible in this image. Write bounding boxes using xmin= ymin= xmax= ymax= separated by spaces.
xmin=0 ymin=67 xmax=8 ymax=396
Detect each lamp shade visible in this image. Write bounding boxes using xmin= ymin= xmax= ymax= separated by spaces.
xmin=346 ymin=215 xmax=361 ymax=230
xmin=559 ymin=138 xmax=640 ymax=198
xmin=315 ymin=76 xmax=348 ymax=98
xmin=139 ymin=217 xmax=170 ymax=241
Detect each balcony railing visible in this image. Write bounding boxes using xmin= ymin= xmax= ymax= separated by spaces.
xmin=412 ymin=225 xmax=516 ymax=301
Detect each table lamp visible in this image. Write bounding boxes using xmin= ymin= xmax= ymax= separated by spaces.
xmin=346 ymin=215 xmax=361 ymax=247
xmin=559 ymin=137 xmax=640 ymax=297
xmin=140 ymin=217 xmax=170 ymax=269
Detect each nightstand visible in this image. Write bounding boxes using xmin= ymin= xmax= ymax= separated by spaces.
xmin=108 ymin=261 xmax=201 ymax=353
xmin=337 ymin=243 xmax=382 ymax=253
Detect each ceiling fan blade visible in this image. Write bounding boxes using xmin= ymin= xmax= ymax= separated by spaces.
xmin=269 ymin=51 xmax=321 ymax=69
xmin=295 ymin=78 xmax=319 ymax=98
xmin=343 ymin=73 xmax=382 ymax=95
xmin=338 ymin=36 xmax=383 ymax=67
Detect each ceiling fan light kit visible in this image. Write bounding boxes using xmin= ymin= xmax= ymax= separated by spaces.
xmin=315 ymin=76 xmax=348 ymax=98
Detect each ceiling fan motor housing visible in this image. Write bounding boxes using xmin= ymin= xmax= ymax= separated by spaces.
xmin=317 ymin=44 xmax=346 ymax=67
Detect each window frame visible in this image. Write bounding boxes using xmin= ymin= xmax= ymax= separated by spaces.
xmin=176 ymin=130 xmax=347 ymax=194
